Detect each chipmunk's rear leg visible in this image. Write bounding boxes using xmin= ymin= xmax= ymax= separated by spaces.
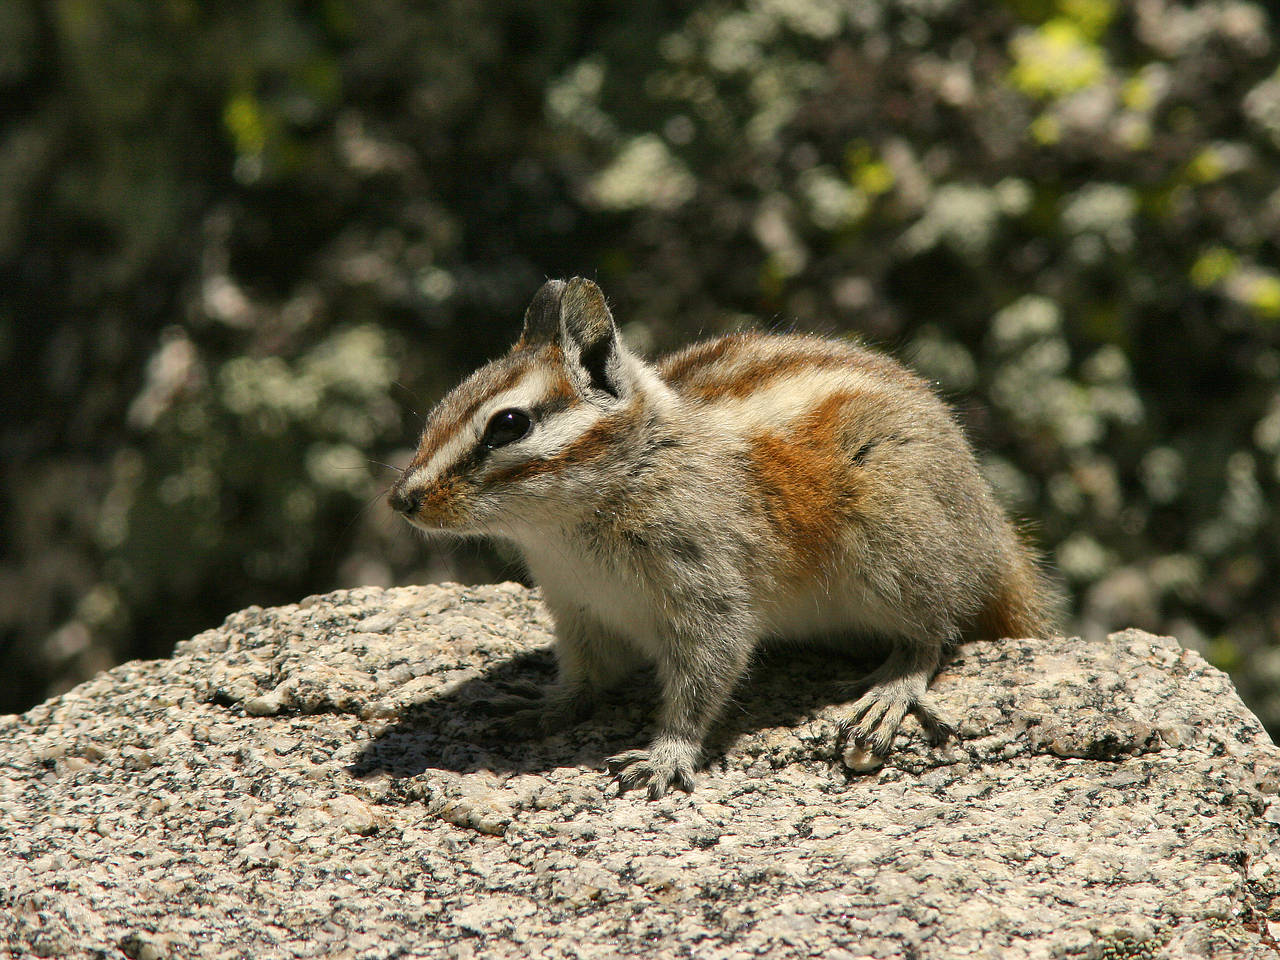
xmin=836 ymin=639 xmax=954 ymax=771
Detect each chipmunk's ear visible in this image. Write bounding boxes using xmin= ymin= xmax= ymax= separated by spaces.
xmin=520 ymin=279 xmax=566 ymax=346
xmin=522 ymin=277 xmax=628 ymax=399
xmin=559 ymin=277 xmax=627 ymax=399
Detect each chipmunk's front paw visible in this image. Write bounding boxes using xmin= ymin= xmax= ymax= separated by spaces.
xmin=606 ymin=738 xmax=699 ymax=800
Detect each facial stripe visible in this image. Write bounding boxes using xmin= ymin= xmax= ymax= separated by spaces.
xmin=483 ymin=400 xmax=639 ymax=486
xmin=431 ymin=368 xmax=569 ymax=477
xmin=400 ymin=361 xmax=586 ymax=500
xmin=406 ymin=363 xmax=526 ymax=477
xmin=528 ymin=376 xmax=578 ymax=423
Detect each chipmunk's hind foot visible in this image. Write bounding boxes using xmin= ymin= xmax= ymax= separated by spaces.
xmin=836 ymin=641 xmax=953 ymax=771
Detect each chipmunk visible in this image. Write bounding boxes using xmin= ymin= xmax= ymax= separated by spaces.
xmin=389 ymin=277 xmax=1055 ymax=798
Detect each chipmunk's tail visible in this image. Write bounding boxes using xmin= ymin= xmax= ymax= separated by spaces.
xmin=977 ymin=535 xmax=1061 ymax=641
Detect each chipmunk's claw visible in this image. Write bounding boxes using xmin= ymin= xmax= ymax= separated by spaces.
xmin=489 ymin=705 xmax=557 ymax=738
xmin=491 ymin=679 xmax=546 ymax=700
xmin=606 ymin=741 xmax=698 ymax=799
xmin=836 ymin=690 xmax=954 ymax=771
xmin=483 ymin=686 xmax=592 ymax=738
xmin=911 ymin=698 xmax=956 ymax=746
xmin=479 ymin=691 xmax=542 ymax=716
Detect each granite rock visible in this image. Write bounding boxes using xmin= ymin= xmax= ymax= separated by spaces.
xmin=2 ymin=582 xmax=1278 ymax=959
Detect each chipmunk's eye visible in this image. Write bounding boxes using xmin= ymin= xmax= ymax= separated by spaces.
xmin=481 ymin=408 xmax=532 ymax=449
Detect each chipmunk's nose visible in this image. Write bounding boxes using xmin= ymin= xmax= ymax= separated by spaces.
xmin=389 ymin=482 xmax=420 ymax=516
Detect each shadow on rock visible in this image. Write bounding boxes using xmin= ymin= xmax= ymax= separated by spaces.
xmin=348 ymin=642 xmax=889 ymax=783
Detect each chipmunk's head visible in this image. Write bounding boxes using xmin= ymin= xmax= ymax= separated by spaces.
xmin=389 ymin=277 xmax=652 ymax=538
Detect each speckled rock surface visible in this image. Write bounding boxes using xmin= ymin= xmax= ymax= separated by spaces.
xmin=3 ymin=582 xmax=1279 ymax=959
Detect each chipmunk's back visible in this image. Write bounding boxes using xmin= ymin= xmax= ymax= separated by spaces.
xmin=659 ymin=331 xmax=921 ymax=396
xmin=653 ymin=330 xmax=994 ymax=618
xmin=657 ymin=332 xmax=941 ymax=431
xmin=656 ymin=331 xmax=974 ymax=476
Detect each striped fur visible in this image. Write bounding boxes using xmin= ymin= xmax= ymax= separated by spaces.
xmin=389 ymin=278 xmax=1057 ymax=797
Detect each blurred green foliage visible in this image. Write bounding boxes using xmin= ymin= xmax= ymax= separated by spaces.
xmin=3 ymin=0 xmax=1279 ymax=728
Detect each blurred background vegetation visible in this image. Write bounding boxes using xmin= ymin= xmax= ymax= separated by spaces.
xmin=3 ymin=0 xmax=1279 ymax=729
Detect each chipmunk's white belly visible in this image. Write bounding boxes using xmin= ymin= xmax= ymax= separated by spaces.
xmin=763 ymin=580 xmax=917 ymax=643
xmin=523 ymin=530 xmax=917 ymax=653
xmin=520 ymin=539 xmax=669 ymax=652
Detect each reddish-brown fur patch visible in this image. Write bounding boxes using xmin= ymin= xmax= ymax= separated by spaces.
xmin=746 ymin=391 xmax=870 ymax=575
xmin=543 ymin=370 xmax=577 ymax=408
xmin=977 ymin=543 xmax=1054 ymax=640
xmin=413 ymin=474 xmax=470 ymax=527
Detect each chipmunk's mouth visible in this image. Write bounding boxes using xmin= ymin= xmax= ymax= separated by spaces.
xmin=398 ymin=511 xmax=479 ymax=539
xmin=398 ymin=511 xmax=443 ymax=531
xmin=389 ymin=483 xmax=450 ymax=529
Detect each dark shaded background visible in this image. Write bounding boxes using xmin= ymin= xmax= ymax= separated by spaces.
xmin=3 ymin=0 xmax=1279 ymax=730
